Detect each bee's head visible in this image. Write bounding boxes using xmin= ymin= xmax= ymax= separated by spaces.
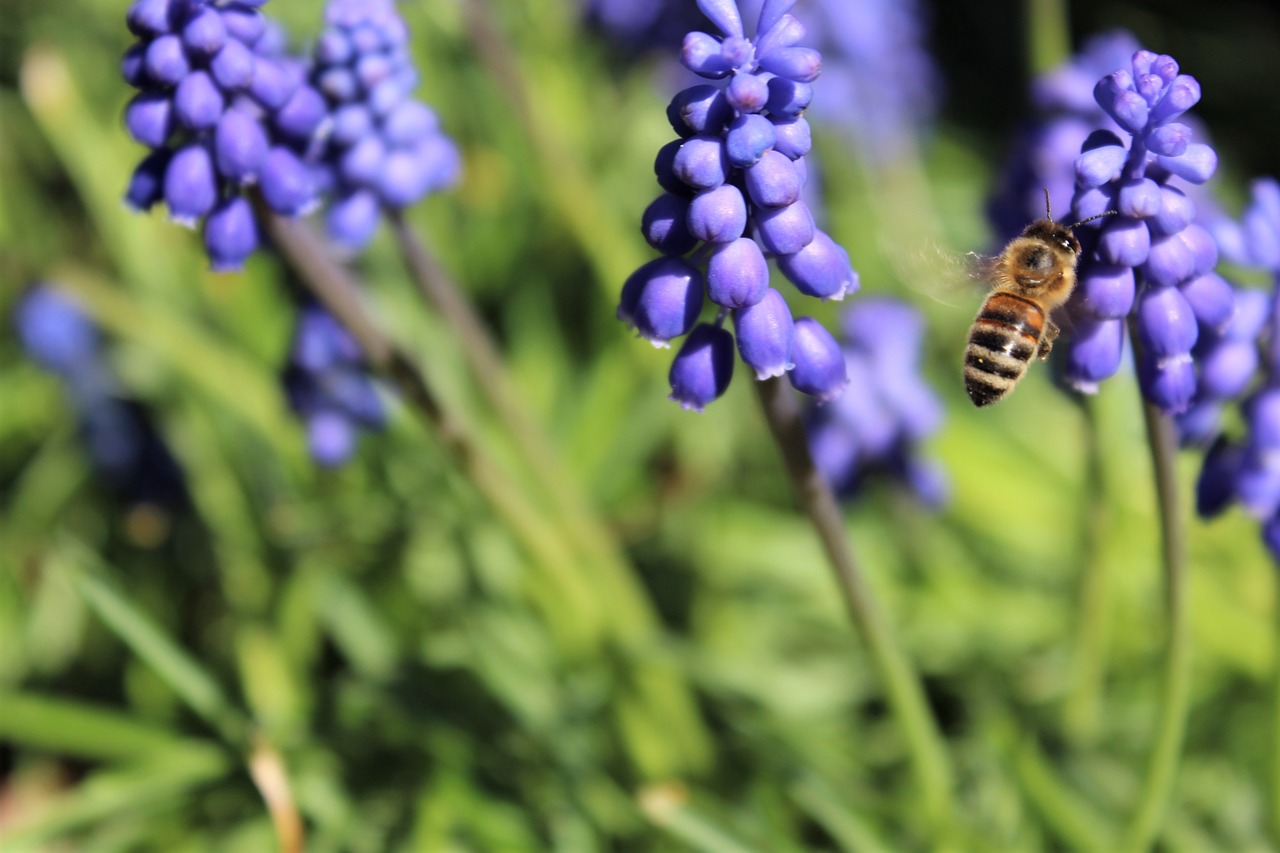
xmin=1022 ymin=220 xmax=1081 ymax=256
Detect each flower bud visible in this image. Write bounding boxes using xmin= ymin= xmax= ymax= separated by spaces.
xmin=620 ymin=257 xmax=704 ymax=346
xmin=725 ymin=114 xmax=776 ymax=167
xmin=733 ymin=288 xmax=794 ymax=379
xmin=771 ymin=117 xmax=811 ymax=159
xmin=673 ymin=134 xmax=729 ymax=190
xmin=203 ymin=195 xmax=259 ymax=272
xmin=687 ymin=184 xmax=747 ymax=242
xmin=757 ymin=200 xmax=815 ymax=255
xmin=776 ymin=230 xmax=856 ymax=300
xmin=642 ymin=193 xmax=697 ymax=256
xmin=707 ymin=238 xmax=769 ymax=308
xmin=164 ymin=144 xmax=218 ymax=226
xmin=668 ymin=323 xmax=735 ymax=411
xmin=789 ymin=317 xmax=847 ymax=401
xmin=745 ymin=150 xmax=801 ymax=209
xmin=1077 ymin=263 xmax=1135 ymax=319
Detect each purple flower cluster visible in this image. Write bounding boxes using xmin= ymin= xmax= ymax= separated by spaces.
xmin=1195 ymin=180 xmax=1280 ymax=563
xmin=15 ymin=285 xmax=188 ymax=509
xmin=805 ymin=298 xmax=947 ymax=507
xmin=122 ymin=0 xmax=324 ymax=270
xmin=308 ymin=0 xmax=460 ymax=249
xmin=1063 ymin=49 xmax=1227 ymax=415
xmin=617 ymin=0 xmax=856 ymax=411
xmin=281 ymin=304 xmax=386 ymax=467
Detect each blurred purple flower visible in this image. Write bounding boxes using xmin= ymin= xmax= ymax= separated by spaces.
xmin=15 ymin=284 xmax=188 ymax=511
xmin=805 ymin=297 xmax=946 ymax=507
xmin=282 ymin=303 xmax=386 ymax=467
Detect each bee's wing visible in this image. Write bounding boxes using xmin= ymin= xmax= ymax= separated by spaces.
xmin=888 ymin=239 xmax=997 ymax=308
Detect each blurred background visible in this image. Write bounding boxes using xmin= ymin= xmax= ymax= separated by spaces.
xmin=2 ymin=0 xmax=1278 ymax=849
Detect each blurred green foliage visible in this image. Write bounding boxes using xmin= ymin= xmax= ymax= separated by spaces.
xmin=1 ymin=0 xmax=1275 ymax=850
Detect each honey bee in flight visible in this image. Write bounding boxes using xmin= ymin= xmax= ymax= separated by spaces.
xmin=963 ymin=191 xmax=1115 ymax=407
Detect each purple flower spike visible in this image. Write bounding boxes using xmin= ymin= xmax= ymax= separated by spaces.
xmin=620 ymin=0 xmax=861 ymax=408
xmin=788 ymin=317 xmax=847 ymax=401
xmin=300 ymin=0 xmax=461 ymax=245
xmin=1049 ymin=44 xmax=1228 ymax=415
xmin=669 ymin=323 xmax=736 ymax=411
xmin=121 ymin=0 xmax=328 ymax=268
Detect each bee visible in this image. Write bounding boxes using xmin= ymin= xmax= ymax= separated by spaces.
xmin=964 ymin=191 xmax=1114 ymax=407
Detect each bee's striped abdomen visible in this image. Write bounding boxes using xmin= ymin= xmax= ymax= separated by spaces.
xmin=964 ymin=292 xmax=1045 ymax=407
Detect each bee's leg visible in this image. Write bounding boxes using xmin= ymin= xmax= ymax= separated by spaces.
xmin=1037 ymin=321 xmax=1060 ymax=360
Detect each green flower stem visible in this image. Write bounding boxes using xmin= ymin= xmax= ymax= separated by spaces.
xmin=1271 ymin=610 xmax=1280 ymax=846
xmin=1025 ymin=0 xmax=1071 ymax=75
xmin=1062 ymin=397 xmax=1113 ymax=742
xmin=1121 ymin=388 xmax=1192 ymax=852
xmin=753 ymin=376 xmax=953 ymax=836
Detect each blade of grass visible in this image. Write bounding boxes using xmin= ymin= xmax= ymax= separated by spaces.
xmin=2 ymin=744 xmax=231 ymax=846
xmin=0 ymin=691 xmax=206 ymax=761
xmin=55 ymin=537 xmax=248 ymax=745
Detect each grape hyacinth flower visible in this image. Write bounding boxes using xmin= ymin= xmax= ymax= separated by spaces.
xmin=805 ymin=298 xmax=947 ymax=507
xmin=282 ymin=303 xmax=387 ymax=467
xmin=15 ymin=285 xmax=188 ymax=512
xmin=618 ymin=0 xmax=857 ymax=411
xmin=122 ymin=0 xmax=324 ymax=270
xmin=1060 ymin=48 xmax=1225 ymax=415
xmin=1194 ymin=179 xmax=1280 ymax=564
xmin=307 ymin=0 xmax=460 ymax=249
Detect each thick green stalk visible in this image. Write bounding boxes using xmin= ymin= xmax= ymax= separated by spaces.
xmin=753 ymin=377 xmax=953 ymax=837
xmin=1062 ymin=397 xmax=1113 ymax=742
xmin=1121 ymin=390 xmax=1192 ymax=851
xmin=1270 ymin=597 xmax=1280 ymax=846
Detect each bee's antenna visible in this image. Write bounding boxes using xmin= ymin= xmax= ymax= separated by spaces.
xmin=1069 ymin=210 xmax=1119 ymax=229
xmin=1043 ymin=187 xmax=1053 ymax=222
